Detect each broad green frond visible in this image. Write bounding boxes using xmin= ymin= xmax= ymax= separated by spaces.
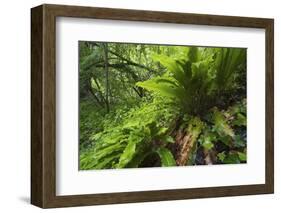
xmin=156 ymin=147 xmax=176 ymax=167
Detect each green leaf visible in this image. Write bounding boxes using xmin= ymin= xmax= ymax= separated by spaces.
xmin=80 ymin=51 xmax=99 ymax=70
xmin=212 ymin=109 xmax=234 ymax=138
xmin=161 ymin=135 xmax=175 ymax=144
xmin=215 ymin=48 xmax=246 ymax=90
xmin=238 ymin=152 xmax=247 ymax=161
xmin=94 ymin=155 xmax=119 ymax=169
xmin=223 ymin=153 xmax=240 ymax=164
xmin=219 ymin=135 xmax=232 ymax=146
xmin=233 ymin=135 xmax=246 ymax=148
xmin=156 ymin=127 xmax=168 ymax=136
xmin=233 ymin=113 xmax=247 ymax=126
xmin=152 ymin=54 xmax=186 ymax=84
xmin=117 ymin=138 xmax=137 ymax=168
xmin=156 ymin=147 xmax=176 ymax=167
xmin=187 ymin=117 xmax=205 ymax=136
xmin=188 ymin=47 xmax=199 ymax=63
xmin=217 ymin=152 xmax=226 ymax=162
xmin=202 ymin=138 xmax=214 ymax=150
xmin=136 ymin=79 xmax=185 ymax=100
xmin=199 ymin=129 xmax=216 ymax=150
xmin=94 ymin=143 xmax=125 ymax=160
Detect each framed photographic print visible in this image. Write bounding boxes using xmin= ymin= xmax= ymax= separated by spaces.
xmin=31 ymin=4 xmax=274 ymax=208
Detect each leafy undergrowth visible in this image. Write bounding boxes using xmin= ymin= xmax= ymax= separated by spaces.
xmin=79 ymin=45 xmax=247 ymax=170
xmin=183 ymin=99 xmax=247 ymax=165
xmin=80 ymin=98 xmax=246 ymax=169
xmin=80 ymin=98 xmax=180 ymax=169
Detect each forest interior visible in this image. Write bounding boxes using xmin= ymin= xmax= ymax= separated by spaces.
xmin=79 ymin=41 xmax=247 ymax=170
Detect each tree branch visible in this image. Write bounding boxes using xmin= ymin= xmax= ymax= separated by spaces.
xmin=109 ymin=50 xmax=156 ymax=73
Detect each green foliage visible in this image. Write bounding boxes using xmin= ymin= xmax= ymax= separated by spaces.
xmin=212 ymin=108 xmax=235 ymax=138
xmin=136 ymin=78 xmax=185 ymax=101
xmin=201 ymin=135 xmax=215 ymax=150
xmin=117 ymin=136 xmax=138 ymax=168
xmin=80 ymin=98 xmax=180 ymax=169
xmin=198 ymin=99 xmax=247 ymax=164
xmin=137 ymin=47 xmax=246 ymax=115
xmin=79 ymin=42 xmax=247 ymax=170
xmin=217 ymin=152 xmax=226 ymax=162
xmin=79 ymin=100 xmax=106 ymax=150
xmin=214 ymin=47 xmax=246 ymax=91
xmin=223 ymin=152 xmax=240 ymax=164
xmin=156 ymin=147 xmax=176 ymax=167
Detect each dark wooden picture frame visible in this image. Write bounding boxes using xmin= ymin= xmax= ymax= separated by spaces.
xmin=31 ymin=4 xmax=274 ymax=208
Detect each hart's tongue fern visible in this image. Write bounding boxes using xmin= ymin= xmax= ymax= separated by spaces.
xmin=80 ymin=47 xmax=246 ymax=169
